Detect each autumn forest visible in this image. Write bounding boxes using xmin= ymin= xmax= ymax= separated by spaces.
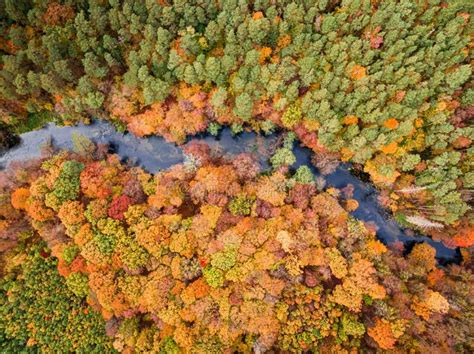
xmin=0 ymin=0 xmax=473 ymax=352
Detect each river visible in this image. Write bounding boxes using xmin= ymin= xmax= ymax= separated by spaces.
xmin=0 ymin=120 xmax=460 ymax=263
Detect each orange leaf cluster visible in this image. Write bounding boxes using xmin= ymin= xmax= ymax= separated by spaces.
xmin=43 ymin=2 xmax=75 ymax=26
xmin=368 ymin=319 xmax=396 ymax=350
xmin=58 ymin=200 xmax=85 ymax=226
xmin=11 ymin=187 xmax=30 ymax=210
xmin=277 ymin=34 xmax=292 ymax=48
xmin=331 ymin=255 xmax=386 ymax=312
xmin=80 ymin=160 xmax=121 ymax=199
xmin=127 ymin=104 xmax=164 ymax=137
xmin=380 ymin=141 xmax=398 ymax=154
xmin=259 ymin=47 xmax=272 ymax=63
xmin=345 ymin=198 xmax=359 ymax=211
xmin=340 ymin=147 xmax=354 ymax=161
xmin=367 ymin=240 xmax=387 ymax=255
xmin=25 ymin=199 xmax=54 ymax=222
xmin=411 ymin=290 xmax=450 ymax=320
xmin=350 ymin=65 xmax=367 ymax=80
xmin=343 ymin=115 xmax=358 ymax=125
xmin=383 ymin=118 xmax=399 ymax=130
xmin=451 ymin=226 xmax=474 ymax=247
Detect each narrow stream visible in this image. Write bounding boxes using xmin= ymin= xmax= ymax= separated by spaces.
xmin=0 ymin=120 xmax=460 ymax=263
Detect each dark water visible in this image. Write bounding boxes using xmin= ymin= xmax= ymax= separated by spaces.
xmin=0 ymin=120 xmax=460 ymax=263
xmin=291 ymin=148 xmax=460 ymax=264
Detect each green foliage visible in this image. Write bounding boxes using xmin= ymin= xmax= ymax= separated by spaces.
xmin=159 ymin=336 xmax=180 ymax=354
xmin=0 ymin=243 xmax=113 ymax=352
xmin=283 ymin=132 xmax=296 ymax=149
xmin=464 ymin=171 xmax=474 ymax=188
xmin=210 ymin=247 xmax=238 ymax=272
xmin=180 ymin=217 xmax=194 ymax=231
xmin=63 ymin=245 xmax=80 ymax=264
xmin=446 ymin=65 xmax=472 ymax=90
xmin=271 ymin=148 xmax=296 ymax=169
xmin=281 ymin=104 xmax=302 ymax=128
xmin=293 ymin=166 xmax=314 ymax=184
xmin=65 ymin=273 xmax=90 ymax=298
xmin=93 ymin=232 xmax=116 ymax=256
xmin=47 ymin=160 xmax=84 ymax=210
xmin=338 ymin=313 xmax=365 ymax=342
xmin=260 ymin=120 xmax=276 ymax=135
xmin=118 ymin=238 xmax=150 ymax=270
xmin=363 ymin=295 xmax=374 ymax=306
xmin=460 ymin=89 xmax=474 ymax=105
xmin=414 ymin=150 xmax=470 ymax=223
xmin=228 ymin=195 xmax=254 ymax=216
xmin=401 ymin=154 xmax=421 ymax=172
xmin=12 ymin=111 xmax=58 ymax=134
xmin=203 ymin=266 xmax=224 ymax=288
xmin=72 ymin=132 xmax=95 ymax=156
xmin=234 ymin=93 xmax=253 ymax=121
xmin=230 ymin=123 xmax=244 ymax=135
xmin=207 ymin=122 xmax=221 ymax=136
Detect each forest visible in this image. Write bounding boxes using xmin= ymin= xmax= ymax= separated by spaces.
xmin=0 ymin=0 xmax=472 ymax=352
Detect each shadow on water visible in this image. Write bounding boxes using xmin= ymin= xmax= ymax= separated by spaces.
xmin=0 ymin=120 xmax=461 ymax=264
xmin=0 ymin=123 xmax=20 ymax=154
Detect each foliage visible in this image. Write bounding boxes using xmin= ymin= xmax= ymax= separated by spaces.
xmin=11 ymin=111 xmax=58 ymax=135
xmin=0 ymin=242 xmax=114 ymax=352
xmin=0 ymin=0 xmax=471 ymax=233
xmin=207 ymin=122 xmax=221 ymax=136
xmin=1 ymin=148 xmax=472 ymax=352
xmin=72 ymin=133 xmax=96 ymax=157
xmin=281 ymin=104 xmax=302 ymax=128
xmin=62 ymin=245 xmax=80 ymax=265
xmin=228 ymin=195 xmax=254 ymax=216
xmin=293 ymin=165 xmax=314 ymax=184
xmin=202 ymin=266 xmax=225 ymax=288
xmin=1 ymin=0 xmax=473 ymax=345
xmin=10 ymin=187 xmax=29 ymax=210
xmin=65 ymin=272 xmax=90 ymax=298
xmin=270 ymin=148 xmax=296 ymax=169
xmin=46 ymin=160 xmax=84 ymax=210
xmin=108 ymin=195 xmax=132 ymax=220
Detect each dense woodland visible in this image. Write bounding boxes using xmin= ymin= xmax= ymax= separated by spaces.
xmin=0 ymin=0 xmax=473 ymax=352
xmin=0 ymin=142 xmax=472 ymax=352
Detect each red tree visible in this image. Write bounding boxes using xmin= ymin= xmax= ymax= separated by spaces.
xmin=108 ymin=195 xmax=132 ymax=220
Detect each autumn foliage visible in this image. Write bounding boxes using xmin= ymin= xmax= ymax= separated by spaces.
xmin=0 ymin=0 xmax=471 ymax=245
xmin=11 ymin=188 xmax=30 ymax=210
xmin=0 ymin=145 xmax=472 ymax=352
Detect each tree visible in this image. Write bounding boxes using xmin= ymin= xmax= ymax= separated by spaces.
xmin=46 ymin=161 xmax=84 ymax=210
xmin=10 ymin=187 xmax=29 ymax=210
xmin=233 ymin=93 xmax=253 ymax=121
xmin=368 ymin=319 xmax=396 ymax=350
xmin=108 ymin=195 xmax=132 ymax=220
xmin=411 ymin=290 xmax=450 ymax=320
